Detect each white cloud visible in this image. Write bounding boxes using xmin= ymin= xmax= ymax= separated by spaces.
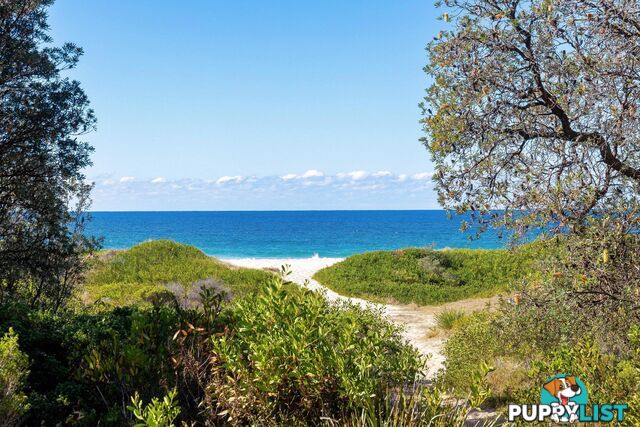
xmin=412 ymin=172 xmax=434 ymax=180
xmin=91 ymin=170 xmax=440 ymax=210
xmin=99 ymin=171 xmax=434 ymax=189
xmin=281 ymin=169 xmax=324 ymax=181
xmin=301 ymin=169 xmax=324 ymax=178
xmin=338 ymin=170 xmax=369 ymax=180
xmin=216 ymin=175 xmax=244 ymax=185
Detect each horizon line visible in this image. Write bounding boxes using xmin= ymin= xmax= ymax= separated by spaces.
xmin=88 ymin=208 xmax=449 ymax=213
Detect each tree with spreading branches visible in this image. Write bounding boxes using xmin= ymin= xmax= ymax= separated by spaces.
xmin=422 ymin=0 xmax=640 ymax=237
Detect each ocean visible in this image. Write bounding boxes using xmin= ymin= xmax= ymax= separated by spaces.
xmin=86 ymin=210 xmax=506 ymax=258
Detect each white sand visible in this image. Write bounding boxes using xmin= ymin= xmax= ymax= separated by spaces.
xmin=225 ymin=257 xmax=446 ymax=376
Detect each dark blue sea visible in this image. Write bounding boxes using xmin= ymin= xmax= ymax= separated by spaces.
xmin=86 ymin=211 xmax=506 ymax=258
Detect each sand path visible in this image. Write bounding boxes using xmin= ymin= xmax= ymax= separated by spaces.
xmin=226 ymin=257 xmax=497 ymax=377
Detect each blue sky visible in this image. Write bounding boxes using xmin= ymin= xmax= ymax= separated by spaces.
xmin=49 ymin=1 xmax=443 ymax=210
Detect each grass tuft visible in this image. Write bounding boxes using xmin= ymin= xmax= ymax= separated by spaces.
xmin=434 ymin=309 xmax=467 ymax=330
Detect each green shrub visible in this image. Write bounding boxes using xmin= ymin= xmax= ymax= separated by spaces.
xmin=519 ymin=335 xmax=640 ymax=421
xmin=441 ymin=311 xmax=501 ymax=392
xmin=0 ymin=297 xmax=188 ymax=425
xmin=0 ymin=327 xmax=30 ymax=426
xmin=314 ymin=242 xmax=555 ymax=305
xmin=441 ymin=245 xmax=640 ymax=416
xmin=1 ymin=264 xmax=427 ymax=425
xmin=78 ymin=303 xmax=180 ymax=412
xmin=201 ymin=272 xmax=424 ymax=425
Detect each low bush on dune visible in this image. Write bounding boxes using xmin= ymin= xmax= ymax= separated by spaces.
xmin=314 ymin=241 xmax=558 ymax=305
xmin=83 ymin=240 xmax=276 ymax=306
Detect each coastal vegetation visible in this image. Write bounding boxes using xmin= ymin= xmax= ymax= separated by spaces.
xmin=439 ymin=231 xmax=640 ymax=417
xmin=314 ymin=242 xmax=554 ymax=305
xmin=0 ymin=242 xmax=454 ymax=425
xmin=84 ymin=240 xmax=277 ymax=306
xmin=0 ymin=3 xmax=457 ymax=424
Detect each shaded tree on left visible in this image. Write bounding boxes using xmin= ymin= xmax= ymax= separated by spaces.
xmin=0 ymin=0 xmax=98 ymax=310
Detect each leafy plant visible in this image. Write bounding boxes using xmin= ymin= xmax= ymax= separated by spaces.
xmin=128 ymin=389 xmax=181 ymax=427
xmin=0 ymin=328 xmax=30 ymax=427
xmin=442 ymin=311 xmax=500 ymax=393
xmin=196 ymin=270 xmax=423 ymax=425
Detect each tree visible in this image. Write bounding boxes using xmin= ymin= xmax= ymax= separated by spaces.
xmin=0 ymin=0 xmax=97 ymax=309
xmin=422 ymin=0 xmax=640 ymax=237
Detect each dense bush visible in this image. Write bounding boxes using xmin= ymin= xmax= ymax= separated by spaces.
xmin=172 ymin=271 xmax=424 ymax=425
xmin=0 ymin=246 xmax=430 ymax=425
xmin=0 ymin=298 xmax=181 ymax=425
xmin=314 ymin=242 xmax=555 ymax=305
xmin=441 ymin=311 xmax=501 ymax=392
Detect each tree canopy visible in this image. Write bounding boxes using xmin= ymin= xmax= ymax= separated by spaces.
xmin=423 ymin=0 xmax=640 ymax=236
xmin=0 ymin=0 xmax=96 ymax=309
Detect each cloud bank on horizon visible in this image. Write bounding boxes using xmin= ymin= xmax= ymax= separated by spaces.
xmin=92 ymin=169 xmax=438 ymax=211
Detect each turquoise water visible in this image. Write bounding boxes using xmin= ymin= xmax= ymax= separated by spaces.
xmin=86 ymin=210 xmax=506 ymax=258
